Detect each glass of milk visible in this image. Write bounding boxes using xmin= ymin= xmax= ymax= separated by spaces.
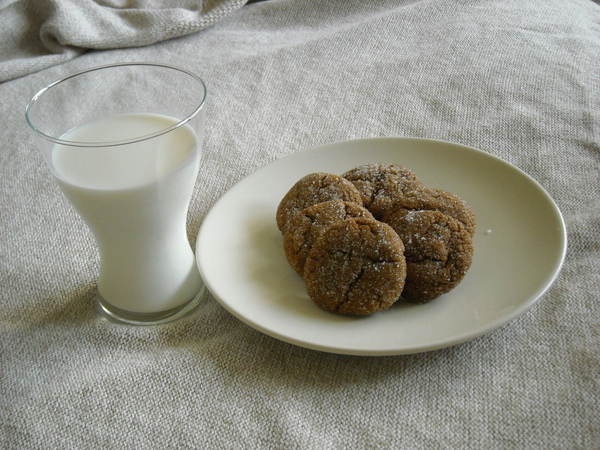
xmin=25 ymin=63 xmax=208 ymax=325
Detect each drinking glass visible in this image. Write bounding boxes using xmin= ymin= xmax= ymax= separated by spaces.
xmin=25 ymin=62 xmax=208 ymax=325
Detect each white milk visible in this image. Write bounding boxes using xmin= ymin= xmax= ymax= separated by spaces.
xmin=53 ymin=113 xmax=202 ymax=313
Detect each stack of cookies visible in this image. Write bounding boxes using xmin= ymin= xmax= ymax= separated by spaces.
xmin=276 ymin=164 xmax=475 ymax=316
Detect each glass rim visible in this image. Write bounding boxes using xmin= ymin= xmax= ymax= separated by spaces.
xmin=25 ymin=62 xmax=207 ymax=148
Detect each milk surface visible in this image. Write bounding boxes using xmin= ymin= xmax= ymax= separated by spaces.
xmin=53 ymin=113 xmax=202 ymax=313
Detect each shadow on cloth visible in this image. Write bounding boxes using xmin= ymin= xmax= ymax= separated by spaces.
xmin=156 ymin=293 xmax=506 ymax=390
xmin=4 ymin=283 xmax=98 ymax=327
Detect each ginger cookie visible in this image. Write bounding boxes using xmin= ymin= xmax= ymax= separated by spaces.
xmin=283 ymin=200 xmax=375 ymax=277
xmin=424 ymin=189 xmax=477 ymax=237
xmin=381 ymin=188 xmax=477 ymax=237
xmin=384 ymin=209 xmax=473 ymax=303
xmin=276 ymin=172 xmax=363 ymax=233
xmin=342 ymin=163 xmax=424 ymax=220
xmin=304 ymin=217 xmax=406 ymax=316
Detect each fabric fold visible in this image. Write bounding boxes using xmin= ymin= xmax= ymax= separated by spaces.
xmin=0 ymin=0 xmax=248 ymax=82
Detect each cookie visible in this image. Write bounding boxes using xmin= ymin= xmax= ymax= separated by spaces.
xmin=425 ymin=189 xmax=477 ymax=237
xmin=381 ymin=188 xmax=477 ymax=237
xmin=384 ymin=209 xmax=473 ymax=303
xmin=276 ymin=172 xmax=363 ymax=233
xmin=342 ymin=163 xmax=424 ymax=219
xmin=283 ymin=200 xmax=375 ymax=277
xmin=304 ymin=217 xmax=406 ymax=315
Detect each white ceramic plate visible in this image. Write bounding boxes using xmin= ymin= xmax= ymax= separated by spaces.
xmin=196 ymin=138 xmax=567 ymax=355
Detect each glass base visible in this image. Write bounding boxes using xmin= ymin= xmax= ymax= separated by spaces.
xmin=96 ymin=283 xmax=207 ymax=326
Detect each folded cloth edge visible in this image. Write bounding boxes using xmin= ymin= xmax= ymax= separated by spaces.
xmin=0 ymin=0 xmax=249 ymax=82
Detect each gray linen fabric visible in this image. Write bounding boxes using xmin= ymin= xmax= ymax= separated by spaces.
xmin=1 ymin=0 xmax=599 ymax=448
xmin=0 ymin=0 xmax=248 ymax=82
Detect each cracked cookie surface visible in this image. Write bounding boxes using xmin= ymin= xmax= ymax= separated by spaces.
xmin=342 ymin=163 xmax=424 ymax=219
xmin=283 ymin=200 xmax=375 ymax=277
xmin=381 ymin=188 xmax=477 ymax=237
xmin=304 ymin=217 xmax=406 ymax=316
xmin=276 ymin=172 xmax=363 ymax=233
xmin=384 ymin=209 xmax=473 ymax=303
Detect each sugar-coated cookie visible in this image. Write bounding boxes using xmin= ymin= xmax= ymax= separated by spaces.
xmin=384 ymin=209 xmax=473 ymax=303
xmin=342 ymin=163 xmax=424 ymax=219
xmin=380 ymin=188 xmax=477 ymax=237
xmin=276 ymin=172 xmax=363 ymax=233
xmin=304 ymin=217 xmax=406 ymax=315
xmin=283 ymin=200 xmax=375 ymax=277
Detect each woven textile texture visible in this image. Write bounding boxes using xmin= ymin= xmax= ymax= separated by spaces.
xmin=0 ymin=0 xmax=249 ymax=82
